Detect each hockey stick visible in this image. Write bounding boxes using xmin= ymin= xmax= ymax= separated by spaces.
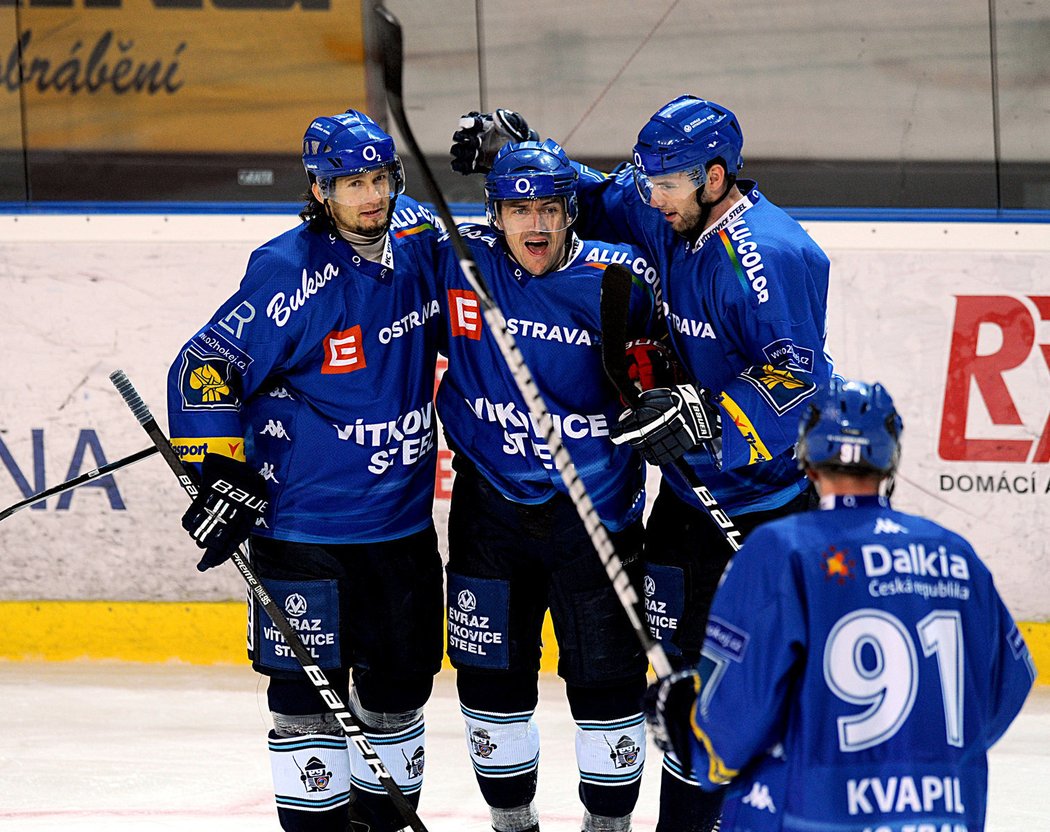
xmin=599 ymin=263 xmax=742 ymax=553
xmin=107 ymin=370 xmax=429 ymax=832
xmin=373 ymin=4 xmax=671 ymax=680
xmin=0 ymin=446 xmax=158 ymax=523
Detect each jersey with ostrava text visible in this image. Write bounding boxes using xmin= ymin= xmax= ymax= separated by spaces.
xmin=166 ymin=197 xmax=443 ymax=544
xmin=574 ymin=165 xmax=833 ymax=515
xmin=435 ymin=224 xmax=660 ymax=531
xmin=686 ymin=495 xmax=1035 ymax=832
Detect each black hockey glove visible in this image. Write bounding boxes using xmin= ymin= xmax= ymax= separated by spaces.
xmin=181 ymin=453 xmax=268 ymax=572
xmin=609 ymin=384 xmax=721 ymax=466
xmin=450 ymin=108 xmax=539 ymax=175
xmin=644 ymin=668 xmax=701 ymax=778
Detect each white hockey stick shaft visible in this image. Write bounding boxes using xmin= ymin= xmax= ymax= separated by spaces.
xmin=373 ymin=5 xmax=671 ymax=679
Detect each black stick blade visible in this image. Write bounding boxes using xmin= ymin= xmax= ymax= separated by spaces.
xmin=374 ymin=5 xmax=404 ymax=101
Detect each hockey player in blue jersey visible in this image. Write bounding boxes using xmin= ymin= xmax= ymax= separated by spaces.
xmin=436 ymin=139 xmax=661 ymax=832
xmin=167 ymin=110 xmax=445 ymax=832
xmin=452 ymin=96 xmax=833 ymax=831
xmin=646 ymin=377 xmax=1036 ymax=832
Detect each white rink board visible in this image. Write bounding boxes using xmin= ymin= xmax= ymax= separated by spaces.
xmin=0 ymin=214 xmax=1048 ymax=620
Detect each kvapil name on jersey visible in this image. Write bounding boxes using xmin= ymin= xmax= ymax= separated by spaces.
xmin=379 ymin=298 xmax=440 ymax=343
xmin=861 ymin=543 xmax=970 ymax=581
xmin=847 ymin=775 xmax=966 ymax=819
xmin=467 ymin=398 xmax=609 ymax=440
xmin=333 ymin=403 xmax=435 ymax=474
xmin=267 ymin=262 xmax=339 ymax=327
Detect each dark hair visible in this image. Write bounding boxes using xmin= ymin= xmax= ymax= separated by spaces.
xmin=299 ymin=185 xmax=333 ymax=233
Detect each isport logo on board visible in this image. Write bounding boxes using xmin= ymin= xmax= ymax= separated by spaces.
xmin=937 ymin=295 xmax=1050 ymax=496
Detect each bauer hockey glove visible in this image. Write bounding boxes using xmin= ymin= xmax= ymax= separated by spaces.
xmin=644 ymin=668 xmax=702 ymax=778
xmin=609 ymin=384 xmax=721 ymax=466
xmin=450 ymin=108 xmax=539 ymax=175
xmin=181 ymin=453 xmax=268 ymax=572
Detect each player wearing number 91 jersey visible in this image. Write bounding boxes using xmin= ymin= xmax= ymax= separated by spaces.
xmin=649 ymin=378 xmax=1035 ymax=832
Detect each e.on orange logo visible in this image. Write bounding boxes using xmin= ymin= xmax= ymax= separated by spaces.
xmin=939 ymin=296 xmax=1050 ymax=462
xmin=448 ymin=289 xmax=482 ymax=340
xmin=321 ymin=326 xmax=366 ymax=374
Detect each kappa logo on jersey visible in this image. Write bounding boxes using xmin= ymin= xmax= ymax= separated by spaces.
xmin=739 ymin=364 xmax=816 ymax=415
xmin=177 ymin=348 xmax=240 ymax=411
xmin=873 ymin=517 xmax=908 ymax=534
xmin=822 ymin=545 xmax=856 ymax=584
xmin=449 ymin=289 xmax=483 ymax=340
xmin=298 ymin=756 xmax=332 ymax=793
xmin=321 ymin=326 xmax=367 ymax=374
xmin=741 ymin=781 xmax=777 ymax=813
xmin=606 ymin=735 xmax=641 ymax=768
xmin=469 ymin=728 xmax=498 ymax=758
xmin=260 ymin=420 xmax=291 ymax=440
xmin=259 ymin=462 xmax=279 ymax=484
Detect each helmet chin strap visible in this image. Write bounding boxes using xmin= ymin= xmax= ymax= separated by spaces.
xmin=686 ymin=173 xmax=736 ymax=244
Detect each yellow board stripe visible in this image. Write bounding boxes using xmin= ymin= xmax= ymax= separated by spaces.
xmin=0 ymin=602 xmax=562 ymax=674
xmin=0 ymin=603 xmax=1045 ymax=685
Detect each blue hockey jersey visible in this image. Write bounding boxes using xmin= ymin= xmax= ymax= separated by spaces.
xmin=435 ymin=225 xmax=660 ymax=530
xmin=686 ymin=495 xmax=1035 ymax=831
xmin=166 ymin=198 xmax=444 ymax=544
xmin=574 ymin=165 xmax=833 ymax=515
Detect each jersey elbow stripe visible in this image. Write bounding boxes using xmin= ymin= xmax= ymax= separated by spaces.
xmin=690 ymin=702 xmax=738 ymax=785
xmin=718 ymin=393 xmax=772 ymax=464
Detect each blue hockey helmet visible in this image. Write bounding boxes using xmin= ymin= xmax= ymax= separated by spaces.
xmin=484 ymin=139 xmax=579 ymax=229
xmin=632 ymin=96 xmax=743 ymax=202
xmin=796 ymin=378 xmax=903 ymax=476
xmin=302 ymin=109 xmax=405 ymax=199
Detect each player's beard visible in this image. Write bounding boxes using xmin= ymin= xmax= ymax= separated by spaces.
xmin=327 ymin=198 xmax=393 ymax=238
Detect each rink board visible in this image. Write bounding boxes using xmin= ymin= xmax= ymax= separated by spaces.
xmin=0 ymin=211 xmax=1048 ymax=679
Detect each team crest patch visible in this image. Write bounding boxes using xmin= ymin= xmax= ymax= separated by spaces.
xmin=297 ymin=756 xmax=332 ymax=792
xmin=403 ymin=746 xmax=425 ymax=778
xmin=469 ymin=728 xmax=498 ymax=758
xmin=606 ymin=735 xmax=641 ymax=768
xmin=178 ymin=347 xmax=240 ymax=411
xmin=739 ymin=364 xmax=816 ymax=415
